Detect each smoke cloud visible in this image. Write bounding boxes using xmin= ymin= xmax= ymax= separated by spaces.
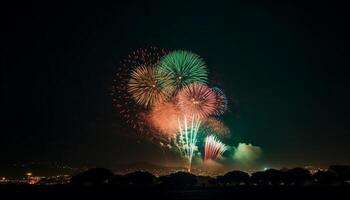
xmin=233 ymin=143 xmax=262 ymax=163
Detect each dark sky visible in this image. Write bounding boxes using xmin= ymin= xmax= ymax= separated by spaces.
xmin=1 ymin=1 xmax=348 ymax=169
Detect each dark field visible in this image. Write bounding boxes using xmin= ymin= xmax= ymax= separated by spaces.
xmin=0 ymin=185 xmax=348 ymax=199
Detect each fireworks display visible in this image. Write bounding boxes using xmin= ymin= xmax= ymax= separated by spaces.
xmin=112 ymin=47 xmax=233 ymax=170
xmin=204 ymin=135 xmax=228 ymax=161
xmin=177 ymin=83 xmax=217 ymax=119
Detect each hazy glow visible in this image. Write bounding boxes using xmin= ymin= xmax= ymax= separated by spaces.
xmin=147 ymin=101 xmax=181 ymax=138
xmin=202 ymin=118 xmax=230 ymax=136
xmin=233 ymin=143 xmax=262 ymax=163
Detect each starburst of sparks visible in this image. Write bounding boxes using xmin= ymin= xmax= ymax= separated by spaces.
xmin=204 ymin=135 xmax=228 ymax=161
xmin=177 ymin=83 xmax=217 ymax=118
xmin=128 ymin=65 xmax=173 ymax=108
xmin=157 ymin=50 xmax=208 ymax=90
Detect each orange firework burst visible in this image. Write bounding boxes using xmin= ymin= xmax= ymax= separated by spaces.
xmin=128 ymin=65 xmax=173 ymax=108
xmin=177 ymin=83 xmax=217 ymax=118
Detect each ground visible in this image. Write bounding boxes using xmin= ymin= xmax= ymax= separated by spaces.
xmin=0 ymin=185 xmax=348 ymax=199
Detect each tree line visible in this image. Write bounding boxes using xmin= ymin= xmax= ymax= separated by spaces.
xmin=66 ymin=165 xmax=350 ymax=187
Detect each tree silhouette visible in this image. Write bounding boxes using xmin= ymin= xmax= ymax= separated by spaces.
xmin=70 ymin=168 xmax=114 ymax=185
xmin=251 ymin=171 xmax=267 ymax=185
xmin=313 ymin=171 xmax=337 ymax=185
xmin=110 ymin=174 xmax=128 ymax=185
xmin=263 ymin=169 xmax=285 ymax=185
xmin=125 ymin=171 xmax=156 ymax=185
xmin=285 ymin=168 xmax=312 ymax=186
xmin=250 ymin=169 xmax=286 ymax=185
xmin=217 ymin=170 xmax=250 ymax=186
xmin=329 ymin=165 xmax=350 ymax=184
xmin=160 ymin=172 xmax=197 ymax=187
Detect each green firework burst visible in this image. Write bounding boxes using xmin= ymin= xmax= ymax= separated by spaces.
xmin=157 ymin=50 xmax=208 ymax=90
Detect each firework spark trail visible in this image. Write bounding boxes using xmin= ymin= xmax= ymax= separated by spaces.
xmin=177 ymin=83 xmax=217 ymax=118
xmin=204 ymin=135 xmax=228 ymax=161
xmin=177 ymin=115 xmax=201 ymax=172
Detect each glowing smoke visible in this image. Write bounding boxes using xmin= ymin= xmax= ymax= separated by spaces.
xmin=147 ymin=101 xmax=181 ymax=138
xmin=233 ymin=143 xmax=262 ymax=164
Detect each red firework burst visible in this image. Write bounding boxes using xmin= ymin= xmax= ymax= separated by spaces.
xmin=176 ymin=83 xmax=217 ymax=119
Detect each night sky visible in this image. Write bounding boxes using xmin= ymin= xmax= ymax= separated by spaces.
xmin=2 ymin=1 xmax=348 ymax=169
